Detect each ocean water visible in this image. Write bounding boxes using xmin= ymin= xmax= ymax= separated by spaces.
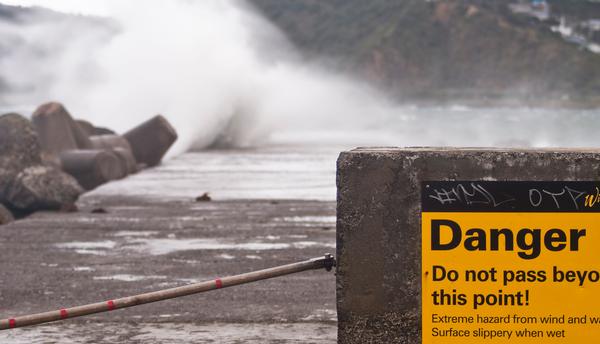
xmin=88 ymin=106 xmax=600 ymax=202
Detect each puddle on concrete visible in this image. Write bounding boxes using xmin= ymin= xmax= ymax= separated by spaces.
xmin=55 ymin=241 xmax=116 ymax=256
xmin=54 ymin=237 xmax=335 ymax=257
xmin=292 ymin=241 xmax=335 ymax=249
xmin=156 ymin=277 xmax=208 ymax=287
xmin=277 ymin=216 xmax=336 ymax=223
xmin=258 ymin=235 xmax=281 ymax=240
xmin=56 ymin=241 xmax=116 ymax=249
xmin=93 ymin=274 xmax=168 ymax=282
xmin=129 ymin=238 xmax=335 ymax=255
xmin=287 ymin=235 xmax=309 ymax=239
xmin=62 ymin=217 xmax=143 ymax=224
xmin=301 ymin=309 xmax=338 ymax=322
xmin=217 ymin=253 xmax=236 ymax=260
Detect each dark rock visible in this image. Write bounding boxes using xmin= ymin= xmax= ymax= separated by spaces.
xmin=0 ymin=112 xmax=84 ymax=213
xmin=7 ymin=165 xmax=83 ymax=211
xmin=0 ymin=113 xmax=41 ymax=165
xmin=59 ymin=150 xmax=124 ymax=190
xmin=0 ymin=204 xmax=14 ymax=225
xmin=91 ymin=207 xmax=108 ymax=214
xmin=76 ymin=120 xmax=116 ymax=137
xmin=124 ymin=115 xmax=178 ymax=167
xmin=32 ymin=102 xmax=93 ymax=157
xmin=196 ymin=193 xmax=212 ymax=202
xmin=0 ymin=113 xmax=42 ymax=200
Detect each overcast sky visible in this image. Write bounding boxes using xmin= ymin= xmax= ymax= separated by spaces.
xmin=0 ymin=0 xmax=110 ymax=15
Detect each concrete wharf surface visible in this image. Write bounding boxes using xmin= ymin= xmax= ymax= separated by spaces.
xmin=0 ymin=150 xmax=338 ymax=343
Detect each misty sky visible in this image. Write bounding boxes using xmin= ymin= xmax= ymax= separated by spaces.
xmin=1 ymin=0 xmax=109 ymax=15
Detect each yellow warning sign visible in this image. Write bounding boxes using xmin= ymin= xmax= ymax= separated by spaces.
xmin=422 ymin=181 xmax=600 ymax=343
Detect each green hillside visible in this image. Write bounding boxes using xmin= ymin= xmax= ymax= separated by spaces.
xmin=250 ymin=0 xmax=600 ymax=107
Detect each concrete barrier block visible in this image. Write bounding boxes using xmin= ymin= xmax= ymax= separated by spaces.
xmin=336 ymin=147 xmax=600 ymax=344
xmin=123 ymin=115 xmax=178 ymax=167
xmin=32 ymin=102 xmax=93 ymax=156
xmin=59 ymin=149 xmax=124 ymax=190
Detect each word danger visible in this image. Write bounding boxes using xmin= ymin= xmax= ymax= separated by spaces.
xmin=430 ymin=219 xmax=586 ymax=260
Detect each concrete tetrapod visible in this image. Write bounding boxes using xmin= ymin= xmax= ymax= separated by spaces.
xmin=123 ymin=115 xmax=178 ymax=167
xmin=59 ymin=150 xmax=124 ymax=190
xmin=90 ymin=135 xmax=138 ymax=174
xmin=32 ymin=103 xmax=93 ymax=157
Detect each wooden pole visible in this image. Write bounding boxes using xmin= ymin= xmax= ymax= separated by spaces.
xmin=0 ymin=254 xmax=335 ymax=331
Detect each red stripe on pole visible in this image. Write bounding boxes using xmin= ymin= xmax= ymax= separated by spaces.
xmin=60 ymin=309 xmax=68 ymax=319
xmin=215 ymin=278 xmax=223 ymax=289
xmin=107 ymin=300 xmax=116 ymax=311
xmin=8 ymin=319 xmax=16 ymax=329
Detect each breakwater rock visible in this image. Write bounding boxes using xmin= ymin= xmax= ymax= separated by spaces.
xmin=0 ymin=112 xmax=82 ymax=217
xmin=0 ymin=103 xmax=178 ymax=224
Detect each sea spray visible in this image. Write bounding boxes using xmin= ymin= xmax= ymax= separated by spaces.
xmin=0 ymin=0 xmax=396 ymax=154
xmin=1 ymin=1 xmax=600 ymax=153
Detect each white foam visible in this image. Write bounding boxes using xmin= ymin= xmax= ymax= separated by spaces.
xmin=93 ymin=274 xmax=167 ymax=282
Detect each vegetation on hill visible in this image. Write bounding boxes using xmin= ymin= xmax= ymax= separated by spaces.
xmin=250 ymin=0 xmax=600 ymax=107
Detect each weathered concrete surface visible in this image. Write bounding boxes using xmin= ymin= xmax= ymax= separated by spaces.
xmin=0 ymin=199 xmax=336 ymax=342
xmin=0 ymin=148 xmax=337 ymax=343
xmin=336 ymin=147 xmax=600 ymax=344
xmin=0 ymin=322 xmax=337 ymax=343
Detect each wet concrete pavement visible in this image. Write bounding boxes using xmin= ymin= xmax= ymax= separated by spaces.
xmin=0 ymin=149 xmax=338 ymax=343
